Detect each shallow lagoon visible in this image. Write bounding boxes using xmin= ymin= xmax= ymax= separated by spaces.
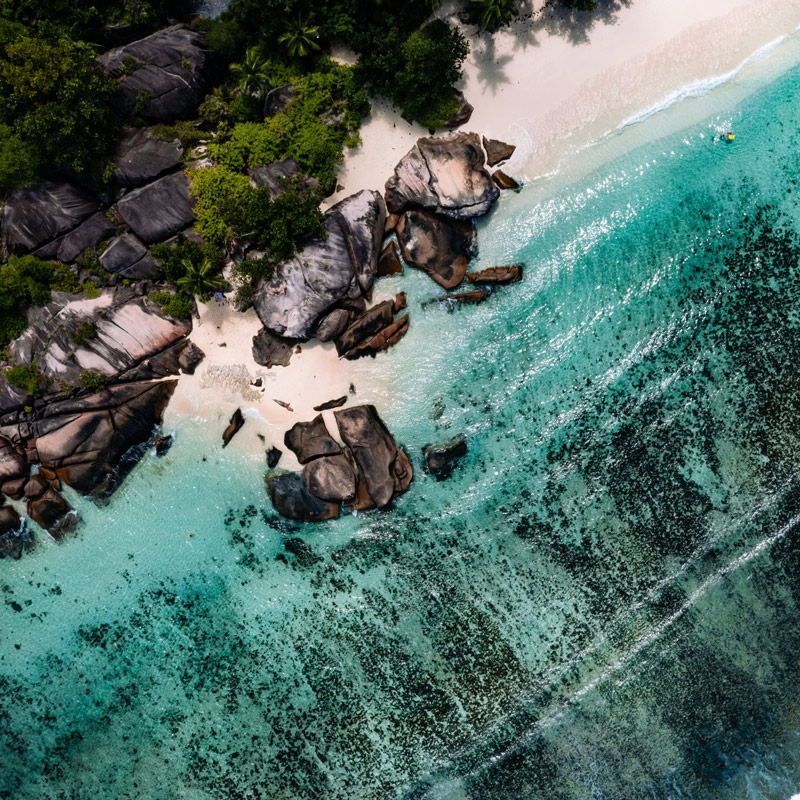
xmin=4 ymin=32 xmax=800 ymax=800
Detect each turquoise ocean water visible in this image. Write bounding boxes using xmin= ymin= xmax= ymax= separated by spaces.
xmin=6 ymin=32 xmax=800 ymax=800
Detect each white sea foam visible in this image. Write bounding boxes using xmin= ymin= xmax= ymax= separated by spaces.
xmin=619 ymin=34 xmax=792 ymax=129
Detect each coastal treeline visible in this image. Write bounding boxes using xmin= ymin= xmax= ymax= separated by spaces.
xmin=0 ymin=0 xmax=597 ymax=359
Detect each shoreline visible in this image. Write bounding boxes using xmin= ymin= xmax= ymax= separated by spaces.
xmin=170 ymin=0 xmax=800 ymax=454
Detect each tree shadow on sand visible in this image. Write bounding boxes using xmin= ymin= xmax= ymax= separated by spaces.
xmin=463 ymin=0 xmax=634 ymax=96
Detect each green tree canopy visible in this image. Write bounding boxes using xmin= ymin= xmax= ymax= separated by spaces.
xmin=0 ymin=31 xmax=116 ymax=178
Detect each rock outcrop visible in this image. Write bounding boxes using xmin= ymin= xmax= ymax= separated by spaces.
xmin=385 ymin=133 xmax=499 ymax=219
xmin=251 ymin=328 xmax=297 ymax=368
xmin=482 ymin=137 xmax=516 ymax=167
xmin=264 ymin=85 xmax=297 ymax=117
xmin=466 ymin=265 xmax=523 ymax=285
xmin=268 ymin=405 xmax=412 ymax=521
xmin=334 ymin=405 xmax=413 ymax=508
xmin=113 ymin=172 xmax=196 ymax=244
xmin=100 ymin=233 xmax=161 ymax=279
xmin=428 ymin=289 xmax=488 ymax=308
xmin=284 ymin=415 xmax=341 ymax=464
xmin=0 ymin=505 xmax=26 ymax=559
xmin=313 ymin=397 xmax=347 ymax=412
xmin=303 ymin=453 xmax=356 ymax=502
xmin=222 ymin=409 xmax=244 ymax=447
xmin=253 ymin=190 xmax=386 ymax=340
xmin=492 ymin=170 xmax=520 ymax=191
xmin=27 ymin=487 xmax=75 ymax=539
xmin=1 ymin=181 xmax=99 ymax=256
xmin=98 ymin=25 xmax=215 ymax=121
xmin=314 ymin=308 xmax=351 ymax=343
xmin=34 ymin=212 xmax=117 ymax=264
xmin=113 ymin=128 xmax=184 ymax=187
xmin=9 ymin=290 xmax=192 ymax=389
xmin=395 ymin=209 xmax=474 ymax=289
xmin=267 ymin=472 xmax=339 ymax=521
xmin=423 ymin=433 xmax=467 ymax=472
xmin=0 ymin=380 xmax=177 ymax=498
xmin=341 ymin=315 xmax=409 ymax=360
xmin=377 ymin=240 xmax=403 ymax=277
xmin=249 ymin=158 xmax=319 ymax=200
xmin=445 ymin=91 xmax=474 ymax=128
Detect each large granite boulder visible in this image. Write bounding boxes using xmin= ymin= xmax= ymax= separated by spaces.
xmin=466 ymin=265 xmax=523 ymax=285
xmin=0 ymin=436 xmax=27 ymax=482
xmin=1 ymin=182 xmax=98 ymax=256
xmin=34 ymin=212 xmax=117 ymax=263
xmin=333 ymin=405 xmax=413 ymax=508
xmin=249 ymin=158 xmax=319 ymax=200
xmin=113 ymin=128 xmax=184 ymax=187
xmin=384 ymin=132 xmax=499 ymax=220
xmin=267 ymin=472 xmax=339 ymax=522
xmin=251 ymin=328 xmax=297 ymax=368
xmin=98 ymin=25 xmax=215 ymax=121
xmin=114 ymin=172 xmax=195 ymax=244
xmin=284 ymin=415 xmax=341 ymax=464
xmin=314 ymin=308 xmax=350 ymax=343
xmin=334 ymin=300 xmax=395 ymax=356
xmin=253 ymin=190 xmax=386 ymax=340
xmin=482 ymin=136 xmax=516 ymax=167
xmin=395 ymin=209 xmax=473 ymax=289
xmin=377 ymin=240 xmax=403 ymax=277
xmin=1 ymin=381 xmax=178 ymax=497
xmin=302 ymin=453 xmax=356 ymax=503
xmin=100 ymin=233 xmax=161 ymax=279
xmin=27 ymin=488 xmax=75 ymax=539
xmin=9 ymin=290 xmax=192 ymax=389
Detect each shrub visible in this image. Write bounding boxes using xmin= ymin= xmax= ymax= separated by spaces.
xmin=211 ymin=61 xmax=369 ymax=192
xmin=151 ymin=120 xmax=209 ymax=150
xmin=147 ymin=290 xmax=173 ymax=306
xmin=150 ymin=233 xmax=221 ymax=286
xmin=162 ymin=293 xmax=194 ymax=320
xmin=121 ymin=54 xmax=142 ymax=75
xmin=82 ymin=283 xmax=101 ymax=299
xmin=78 ymin=369 xmax=109 ymax=391
xmin=0 ymin=124 xmax=36 ymax=193
xmin=68 ymin=321 xmax=97 ymax=347
xmin=190 ymin=166 xmax=261 ymax=247
xmin=0 ymin=311 xmax=26 ymax=347
xmin=4 ymin=361 xmax=42 ymax=397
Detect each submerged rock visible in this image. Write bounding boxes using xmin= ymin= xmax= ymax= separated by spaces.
xmin=423 ymin=433 xmax=467 ymax=472
xmin=333 ymin=405 xmax=413 ymax=508
xmin=482 ymin=136 xmax=516 ymax=167
xmin=0 ymin=506 xmax=25 ymax=559
xmin=222 ymin=409 xmax=244 ymax=447
xmin=384 ymin=132 xmax=499 ymax=219
xmin=395 ymin=209 xmax=473 ymax=289
xmin=98 ymin=25 xmax=215 ymax=121
xmin=466 ymin=265 xmax=523 ymax=285
xmin=155 ymin=434 xmax=173 ymax=455
xmin=253 ymin=190 xmax=386 ymax=340
xmin=284 ymin=415 xmax=341 ymax=464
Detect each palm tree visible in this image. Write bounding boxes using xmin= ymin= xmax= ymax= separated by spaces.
xmin=177 ymin=259 xmax=220 ymax=302
xmin=471 ymin=0 xmax=518 ymax=32
xmin=278 ymin=15 xmax=321 ymax=59
xmin=231 ymin=47 xmax=271 ymax=99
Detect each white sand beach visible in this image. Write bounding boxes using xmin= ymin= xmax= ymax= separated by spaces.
xmin=167 ymin=0 xmax=800 ymax=450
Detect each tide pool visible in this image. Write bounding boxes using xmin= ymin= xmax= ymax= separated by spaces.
xmin=4 ymin=30 xmax=800 ymax=800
